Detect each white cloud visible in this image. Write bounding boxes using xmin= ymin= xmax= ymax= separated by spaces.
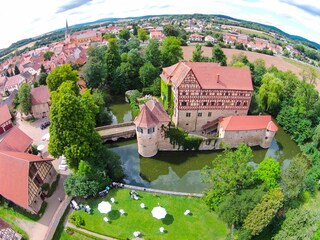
xmin=0 ymin=0 xmax=319 ymax=49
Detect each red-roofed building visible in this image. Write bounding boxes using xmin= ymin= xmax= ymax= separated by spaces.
xmin=0 ymin=150 xmax=56 ymax=213
xmin=31 ymin=86 xmax=50 ymax=119
xmin=0 ymin=126 xmax=33 ymax=153
xmin=149 ymin=30 xmax=166 ymax=41
xmin=160 ymin=62 xmax=253 ymax=133
xmin=218 ymin=115 xmax=278 ymax=148
xmin=134 ymin=99 xmax=170 ymax=157
xmin=189 ymin=33 xmax=204 ymax=42
xmin=0 ymin=105 xmax=13 ymax=135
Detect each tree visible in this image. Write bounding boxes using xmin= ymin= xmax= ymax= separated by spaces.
xmin=230 ymin=53 xmax=249 ymax=66
xmin=161 ymin=37 xmax=183 ymax=67
xmin=217 ymin=186 xmax=266 ymax=226
xmin=92 ymin=89 xmax=112 ymax=127
xmin=212 ymin=45 xmax=227 ymax=66
xmin=252 ymin=59 xmax=266 ymax=87
xmin=46 ymin=64 xmax=79 ymax=92
xmin=138 ymin=28 xmax=148 ymax=42
xmin=43 ymin=51 xmax=54 ymax=61
xmin=163 ymin=24 xmax=179 ymax=37
xmin=274 ymin=208 xmax=319 ymax=240
xmin=201 ymin=144 xmax=255 ymax=210
xmin=38 ymin=64 xmax=48 ymax=85
xmin=48 ymin=81 xmax=101 ymax=170
xmin=105 ymin=38 xmax=121 ymax=87
xmin=144 ymin=38 xmax=162 ymax=68
xmin=139 ymin=62 xmax=159 ymax=87
xmin=254 ymin=157 xmax=280 ymax=189
xmin=192 ymin=44 xmax=204 ymax=62
xmin=14 ymin=65 xmax=20 ymax=75
xmin=257 ymin=73 xmax=283 ymax=114
xmin=281 ymin=154 xmax=309 ymax=201
xmin=301 ymin=66 xmax=318 ymax=86
xmin=244 ymin=188 xmax=284 ymax=236
xmin=102 ymin=32 xmax=116 ymax=40
xmin=118 ymin=29 xmax=131 ymax=41
xmin=18 ymin=83 xmax=32 ymax=116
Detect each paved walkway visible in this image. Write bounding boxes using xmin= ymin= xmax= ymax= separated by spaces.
xmin=113 ymin=183 xmax=204 ymax=197
xmin=66 ymin=222 xmax=116 ymax=240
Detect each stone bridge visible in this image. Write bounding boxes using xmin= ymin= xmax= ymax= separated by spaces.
xmin=96 ymin=122 xmax=136 ymax=142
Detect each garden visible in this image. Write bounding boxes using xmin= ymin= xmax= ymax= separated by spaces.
xmin=68 ymin=188 xmax=228 ymax=240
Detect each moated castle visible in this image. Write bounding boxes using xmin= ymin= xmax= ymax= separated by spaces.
xmin=134 ymin=62 xmax=278 ymax=157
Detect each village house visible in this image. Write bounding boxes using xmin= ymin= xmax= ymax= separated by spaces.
xmin=31 ymin=86 xmax=50 ymax=119
xmin=0 ymin=126 xmax=33 ymax=153
xmin=4 ymin=74 xmax=25 ymax=93
xmin=189 ymin=33 xmax=204 ymax=42
xmin=0 ymin=104 xmax=13 ymax=135
xmin=0 ymin=150 xmax=56 ymax=214
xmin=0 ymin=76 xmax=7 ymax=95
xmin=149 ymin=30 xmax=166 ymax=41
xmin=204 ymin=35 xmax=215 ymax=44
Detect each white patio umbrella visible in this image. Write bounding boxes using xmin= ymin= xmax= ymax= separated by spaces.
xmin=151 ymin=206 xmax=167 ymax=219
xmin=98 ymin=201 xmax=112 ymax=214
xmin=37 ymin=144 xmax=45 ymax=151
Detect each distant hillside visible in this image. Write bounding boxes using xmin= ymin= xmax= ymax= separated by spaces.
xmin=1 ymin=13 xmax=319 ymax=60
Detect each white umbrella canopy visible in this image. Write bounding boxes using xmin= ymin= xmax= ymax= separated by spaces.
xmin=151 ymin=206 xmax=167 ymax=219
xmin=98 ymin=201 xmax=112 ymax=214
xmin=41 ymin=133 xmax=50 ymax=141
xmin=37 ymin=144 xmax=45 ymax=151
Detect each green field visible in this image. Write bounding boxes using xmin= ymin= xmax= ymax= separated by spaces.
xmin=70 ymin=189 xmax=229 ymax=240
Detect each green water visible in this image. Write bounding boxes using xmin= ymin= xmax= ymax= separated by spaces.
xmin=109 ymin=96 xmax=132 ymax=124
xmin=109 ymin=101 xmax=301 ymax=193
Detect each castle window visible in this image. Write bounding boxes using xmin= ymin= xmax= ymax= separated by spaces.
xmin=208 ymin=112 xmax=212 ymax=117
xmin=148 ymin=128 xmax=155 ymax=134
xmin=137 ymin=127 xmax=144 ymax=134
xmin=186 ymin=112 xmax=191 ymax=117
xmin=265 ymin=137 xmax=268 ymax=139
xmin=198 ymin=112 xmax=202 ymax=117
xmin=218 ymin=102 xmax=222 ymax=106
xmin=236 ymin=101 xmax=241 ymax=106
xmin=203 ymin=102 xmax=207 ymax=106
xmin=211 ymin=102 xmax=215 ymax=106
xmin=225 ymin=92 xmax=228 ymax=96
xmin=181 ymin=101 xmax=187 ymax=106
xmin=182 ymin=91 xmax=186 ymax=96
xmin=244 ymin=102 xmax=248 ymax=106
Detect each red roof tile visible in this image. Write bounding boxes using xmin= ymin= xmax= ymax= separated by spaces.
xmin=0 ymin=126 xmax=33 ymax=152
xmin=31 ymin=85 xmax=50 ymax=105
xmin=145 ymin=99 xmax=170 ymax=123
xmin=162 ymin=62 xmax=253 ymax=91
xmin=219 ymin=115 xmax=278 ymax=131
xmin=0 ymin=150 xmax=53 ymax=210
xmin=0 ymin=105 xmax=11 ymax=125
xmin=134 ymin=104 xmax=159 ymax=129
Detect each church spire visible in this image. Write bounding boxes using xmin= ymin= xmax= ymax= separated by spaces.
xmin=65 ymin=19 xmax=71 ymax=44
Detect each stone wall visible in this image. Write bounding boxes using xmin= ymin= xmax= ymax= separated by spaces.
xmin=222 ymin=129 xmax=268 ymax=148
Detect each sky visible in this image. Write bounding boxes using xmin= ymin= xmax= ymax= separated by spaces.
xmin=0 ymin=0 xmax=319 ymax=49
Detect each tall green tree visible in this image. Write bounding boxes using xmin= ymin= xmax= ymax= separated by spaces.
xmin=118 ymin=29 xmax=131 ymax=41
xmin=18 ymin=83 xmax=32 ymax=116
xmin=244 ymin=188 xmax=284 ymax=236
xmin=48 ymin=81 xmax=101 ymax=170
xmin=254 ymin=157 xmax=280 ymax=189
xmin=105 ymin=38 xmax=121 ymax=87
xmin=144 ymin=38 xmax=162 ymax=68
xmin=161 ymin=36 xmax=183 ymax=67
xmin=192 ymin=44 xmax=204 ymax=62
xmin=201 ymin=144 xmax=255 ymax=210
xmin=46 ymin=64 xmax=79 ymax=92
xmin=138 ymin=28 xmax=148 ymax=42
xmin=139 ymin=62 xmax=159 ymax=87
xmin=252 ymin=58 xmax=266 ymax=86
xmin=163 ymin=24 xmax=179 ymax=37
xmin=281 ymin=154 xmax=309 ymax=201
xmin=257 ymin=73 xmax=283 ymax=114
xmin=38 ymin=64 xmax=48 ymax=85
xmin=44 ymin=51 xmax=54 ymax=61
xmin=14 ymin=65 xmax=20 ymax=75
xmin=212 ymin=45 xmax=227 ymax=66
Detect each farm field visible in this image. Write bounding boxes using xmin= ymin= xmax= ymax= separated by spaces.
xmin=182 ymin=46 xmax=320 ymax=91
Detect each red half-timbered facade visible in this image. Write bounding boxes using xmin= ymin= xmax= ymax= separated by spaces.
xmin=161 ymin=62 xmax=253 ymax=133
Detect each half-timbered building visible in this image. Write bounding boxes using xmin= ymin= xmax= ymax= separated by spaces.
xmin=160 ymin=62 xmax=253 ymax=133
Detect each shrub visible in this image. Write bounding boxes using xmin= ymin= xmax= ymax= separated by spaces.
xmin=69 ymin=213 xmax=85 ymax=227
xmin=41 ymin=183 xmax=50 ymax=191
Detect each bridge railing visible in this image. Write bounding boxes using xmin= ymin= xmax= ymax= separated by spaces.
xmin=96 ymin=122 xmax=134 ymax=131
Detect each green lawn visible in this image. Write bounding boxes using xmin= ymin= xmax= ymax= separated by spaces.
xmin=71 ymin=189 xmax=229 ymax=240
xmin=0 ymin=207 xmax=29 ymax=239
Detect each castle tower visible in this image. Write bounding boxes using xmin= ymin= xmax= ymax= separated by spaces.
xmin=133 ymin=99 xmax=170 ymax=157
xmin=65 ymin=19 xmax=71 ymax=44
xmin=261 ymin=121 xmax=278 ymax=148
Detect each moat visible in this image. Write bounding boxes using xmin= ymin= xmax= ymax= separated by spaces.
xmin=108 ymin=98 xmax=301 ymax=193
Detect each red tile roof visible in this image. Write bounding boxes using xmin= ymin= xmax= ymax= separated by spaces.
xmin=219 ymin=115 xmax=278 ymax=131
xmin=145 ymin=99 xmax=170 ymax=123
xmin=31 ymin=85 xmax=50 ymax=105
xmin=5 ymin=75 xmax=20 ymax=88
xmin=134 ymin=104 xmax=159 ymax=129
xmin=0 ymin=126 xmax=33 ymax=152
xmin=0 ymin=150 xmax=53 ymax=210
xmin=0 ymin=105 xmax=11 ymax=125
xmin=162 ymin=62 xmax=253 ymax=91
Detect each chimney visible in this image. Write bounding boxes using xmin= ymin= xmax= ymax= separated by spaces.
xmin=217 ymin=74 xmax=220 ymax=83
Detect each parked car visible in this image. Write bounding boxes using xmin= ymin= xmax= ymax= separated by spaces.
xmin=41 ymin=121 xmax=50 ymax=130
